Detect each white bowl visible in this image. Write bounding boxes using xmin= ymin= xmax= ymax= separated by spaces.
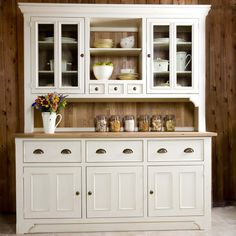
xmin=120 ymin=68 xmax=135 ymax=74
xmin=120 ymin=36 xmax=135 ymax=48
xmin=93 ymin=65 xmax=113 ymax=80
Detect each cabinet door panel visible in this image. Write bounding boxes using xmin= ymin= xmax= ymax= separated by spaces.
xmin=87 ymin=167 xmax=143 ymax=218
xmin=148 ymin=166 xmax=203 ymax=217
xmin=24 ymin=167 xmax=81 ymax=218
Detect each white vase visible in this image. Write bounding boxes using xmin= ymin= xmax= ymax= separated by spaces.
xmin=41 ymin=112 xmax=62 ymax=134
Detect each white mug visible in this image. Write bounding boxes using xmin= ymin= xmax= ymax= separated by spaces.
xmin=176 ymin=52 xmax=191 ymax=71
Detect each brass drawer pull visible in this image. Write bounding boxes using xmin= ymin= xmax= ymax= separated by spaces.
xmin=123 ymin=148 xmax=133 ymax=154
xmin=33 ymin=149 xmax=44 ymax=154
xmin=157 ymin=148 xmax=167 ymax=154
xmin=96 ymin=149 xmax=106 ymax=154
xmin=61 ymin=149 xmax=72 ymax=154
xmin=184 ymin=148 xmax=194 ymax=153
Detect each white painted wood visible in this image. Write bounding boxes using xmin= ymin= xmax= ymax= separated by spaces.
xmin=147 ymin=139 xmax=204 ymax=162
xmin=24 ymin=166 xmax=82 ymax=218
xmin=17 ymin=2 xmax=212 ymax=233
xmin=148 ymin=165 xmax=204 ymax=217
xmin=87 ymin=166 xmax=143 ymax=218
xmin=86 ymin=140 xmax=143 ymax=162
xmin=19 ymin=3 xmax=210 ymax=132
xmin=24 ymin=140 xmax=82 ymax=163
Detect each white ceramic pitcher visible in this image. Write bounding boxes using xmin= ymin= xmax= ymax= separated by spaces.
xmin=176 ymin=51 xmax=191 ymax=71
xmin=41 ymin=112 xmax=62 ymax=134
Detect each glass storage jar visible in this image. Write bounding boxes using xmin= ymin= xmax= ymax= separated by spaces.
xmin=124 ymin=115 xmax=135 ymax=132
xmin=109 ymin=115 xmax=121 ymax=132
xmin=151 ymin=115 xmax=163 ymax=132
xmin=95 ymin=115 xmax=108 ymax=132
xmin=164 ymin=115 xmax=175 ymax=132
xmin=138 ymin=115 xmax=150 ymax=132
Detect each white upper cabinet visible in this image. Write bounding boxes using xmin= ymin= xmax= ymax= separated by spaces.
xmin=147 ymin=19 xmax=198 ymax=94
xmin=31 ymin=17 xmax=84 ymax=93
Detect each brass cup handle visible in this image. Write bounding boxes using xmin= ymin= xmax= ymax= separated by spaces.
xmin=88 ymin=191 xmax=92 ymax=196
xmin=157 ymin=148 xmax=168 ymax=154
xmin=33 ymin=149 xmax=44 ymax=154
xmin=123 ymin=148 xmax=133 ymax=154
xmin=61 ymin=149 xmax=72 ymax=154
xmin=96 ymin=149 xmax=107 ymax=154
xmin=184 ymin=148 xmax=194 ymax=153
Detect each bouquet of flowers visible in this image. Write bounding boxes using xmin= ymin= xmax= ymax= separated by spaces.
xmin=32 ymin=92 xmax=67 ymax=113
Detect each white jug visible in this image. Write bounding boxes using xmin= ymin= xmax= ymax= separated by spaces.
xmin=176 ymin=52 xmax=191 ymax=71
xmin=41 ymin=112 xmax=62 ymax=134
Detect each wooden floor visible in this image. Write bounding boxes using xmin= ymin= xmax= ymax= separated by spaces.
xmin=1 ymin=207 xmax=236 ymax=235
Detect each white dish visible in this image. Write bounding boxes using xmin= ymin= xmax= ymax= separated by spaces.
xmin=120 ymin=68 xmax=135 ymax=74
xmin=154 ymin=38 xmax=185 ymax=43
xmin=44 ymin=37 xmax=76 ymax=43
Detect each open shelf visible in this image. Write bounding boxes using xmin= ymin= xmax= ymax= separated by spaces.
xmin=90 ymin=48 xmax=142 ymax=56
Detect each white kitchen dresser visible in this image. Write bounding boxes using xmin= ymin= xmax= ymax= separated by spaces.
xmin=16 ymin=3 xmax=216 ymax=234
xmin=15 ymin=132 xmax=216 ymax=234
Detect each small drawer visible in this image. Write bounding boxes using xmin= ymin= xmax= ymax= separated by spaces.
xmin=127 ymin=84 xmax=143 ymax=94
xmin=108 ymin=84 xmax=124 ymax=94
xmin=89 ymin=84 xmax=105 ymax=94
xmin=24 ymin=140 xmax=82 ymax=163
xmin=86 ymin=140 xmax=143 ymax=162
xmin=148 ymin=139 xmax=203 ymax=162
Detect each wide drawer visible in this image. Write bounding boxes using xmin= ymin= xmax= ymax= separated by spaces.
xmin=86 ymin=140 xmax=143 ymax=162
xmin=24 ymin=140 xmax=82 ymax=163
xmin=148 ymin=139 xmax=203 ymax=161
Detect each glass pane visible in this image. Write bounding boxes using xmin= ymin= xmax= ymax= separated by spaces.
xmin=38 ymin=24 xmax=54 ymax=87
xmin=61 ymin=24 xmax=78 ymax=87
xmin=153 ymin=25 xmax=170 ymax=88
xmin=176 ymin=25 xmax=192 ymax=87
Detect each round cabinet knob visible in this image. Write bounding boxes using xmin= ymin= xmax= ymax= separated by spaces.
xmin=75 ymin=191 xmax=80 ymax=196
xmin=133 ymin=86 xmax=137 ymax=91
xmin=80 ymin=53 xmax=84 ymax=57
xmin=114 ymin=87 xmax=118 ymax=91
xmin=149 ymin=190 xmax=154 ymax=195
xmin=88 ymin=191 xmax=92 ymax=196
xmin=147 ymin=54 xmax=151 ymax=58
xmin=95 ymin=87 xmax=99 ymax=91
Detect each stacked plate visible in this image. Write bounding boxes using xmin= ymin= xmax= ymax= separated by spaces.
xmin=94 ymin=39 xmax=113 ymax=48
xmin=118 ymin=72 xmax=139 ymax=80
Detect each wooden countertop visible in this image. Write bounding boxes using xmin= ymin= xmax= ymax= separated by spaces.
xmin=15 ymin=131 xmax=217 ymax=138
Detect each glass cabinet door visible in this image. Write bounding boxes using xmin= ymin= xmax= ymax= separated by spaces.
xmin=152 ymin=25 xmax=171 ymax=89
xmin=175 ymin=25 xmax=193 ymax=88
xmin=147 ymin=19 xmax=197 ymax=93
xmin=37 ymin=23 xmax=55 ymax=88
xmin=60 ymin=23 xmax=80 ymax=88
xmin=32 ymin=18 xmax=84 ymax=93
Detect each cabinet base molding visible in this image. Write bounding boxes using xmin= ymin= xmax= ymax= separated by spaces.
xmin=18 ymin=220 xmax=210 ymax=234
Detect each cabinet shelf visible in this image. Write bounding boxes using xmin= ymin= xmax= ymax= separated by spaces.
xmin=90 ymin=48 xmax=142 ymax=56
xmin=153 ymin=71 xmax=192 ymax=76
xmin=39 ymin=70 xmax=78 ymax=74
xmin=154 ymin=42 xmax=192 ymax=50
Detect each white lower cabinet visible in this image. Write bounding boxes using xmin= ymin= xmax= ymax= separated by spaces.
xmin=87 ymin=166 xmax=143 ymax=218
xmin=24 ymin=167 xmax=82 ymax=218
xmin=16 ymin=136 xmax=212 ymax=233
xmin=148 ymin=165 xmax=204 ymax=217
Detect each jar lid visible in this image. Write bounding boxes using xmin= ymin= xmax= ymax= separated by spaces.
xmin=138 ymin=115 xmax=150 ymax=120
xmin=110 ymin=115 xmax=120 ymax=120
xmin=95 ymin=115 xmax=107 ymax=120
xmin=152 ymin=115 xmax=162 ymax=119
xmin=124 ymin=115 xmax=134 ymax=120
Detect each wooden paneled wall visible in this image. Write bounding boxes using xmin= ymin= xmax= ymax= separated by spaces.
xmin=0 ymin=0 xmax=235 ymax=212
